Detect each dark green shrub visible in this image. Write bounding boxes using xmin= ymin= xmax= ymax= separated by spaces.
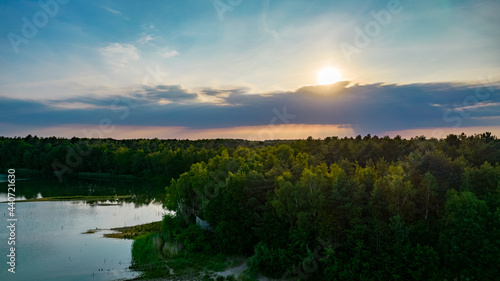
xmin=132 ymin=233 xmax=160 ymax=266
xmin=176 ymin=224 xmax=213 ymax=253
xmin=162 ymin=213 xmax=185 ymax=239
xmin=247 ymin=242 xmax=292 ymax=278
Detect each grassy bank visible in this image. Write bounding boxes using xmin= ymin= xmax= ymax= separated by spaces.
xmin=131 ymin=242 xmax=246 ymax=281
xmin=104 ymin=221 xmax=162 ymax=239
xmin=122 ymin=217 xmax=254 ymax=281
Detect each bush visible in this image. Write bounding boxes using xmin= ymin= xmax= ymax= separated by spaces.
xmin=176 ymin=224 xmax=213 ymax=253
xmin=162 ymin=213 xmax=185 ymax=239
xmin=237 ymin=268 xmax=258 ymax=281
xmin=132 ymin=233 xmax=161 ymax=266
xmin=131 ymin=233 xmax=170 ymax=278
xmin=162 ymin=241 xmax=183 ymax=258
xmin=247 ymin=242 xmax=292 ymax=278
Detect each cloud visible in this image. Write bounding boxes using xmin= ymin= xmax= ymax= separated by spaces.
xmin=103 ymin=7 xmax=122 ymax=15
xmin=454 ymin=101 xmax=500 ymax=111
xmin=160 ymin=49 xmax=179 ymax=59
xmin=260 ymin=0 xmax=279 ymax=40
xmin=295 ymin=81 xmax=351 ymax=95
xmin=143 ymin=85 xmax=198 ymax=103
xmin=137 ymin=33 xmax=153 ymax=44
xmin=99 ymin=43 xmax=139 ymax=71
xmin=2 ymin=124 xmax=354 ymax=140
xmin=141 ymin=23 xmax=156 ymax=30
xmin=1 ymin=82 xmax=499 ymax=138
xmin=48 ymin=101 xmax=108 ymax=110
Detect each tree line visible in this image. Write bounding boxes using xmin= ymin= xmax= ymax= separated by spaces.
xmin=163 ymin=133 xmax=500 ymax=280
xmin=1 ymin=133 xmax=500 ymax=279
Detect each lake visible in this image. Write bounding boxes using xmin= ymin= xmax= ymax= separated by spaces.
xmin=0 ymin=175 xmax=167 ymax=281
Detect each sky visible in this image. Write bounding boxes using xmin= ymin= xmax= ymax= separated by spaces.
xmin=0 ymin=0 xmax=499 ymax=140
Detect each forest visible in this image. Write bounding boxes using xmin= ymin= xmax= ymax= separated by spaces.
xmin=1 ymin=133 xmax=500 ymax=280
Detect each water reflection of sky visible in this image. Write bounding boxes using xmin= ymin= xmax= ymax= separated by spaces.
xmin=0 ymin=176 xmax=168 ymax=281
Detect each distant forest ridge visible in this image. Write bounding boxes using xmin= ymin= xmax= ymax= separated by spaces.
xmin=0 ymin=132 xmax=499 ymax=180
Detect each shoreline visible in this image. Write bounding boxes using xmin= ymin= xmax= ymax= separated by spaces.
xmin=0 ymin=195 xmax=134 ymax=203
xmin=100 ymin=221 xmax=162 ymax=239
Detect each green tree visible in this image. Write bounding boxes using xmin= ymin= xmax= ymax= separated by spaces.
xmin=374 ymin=165 xmax=417 ymax=220
xmin=439 ymin=190 xmax=498 ymax=279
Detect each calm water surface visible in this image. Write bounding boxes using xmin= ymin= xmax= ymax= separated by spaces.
xmin=0 ymin=175 xmax=167 ymax=281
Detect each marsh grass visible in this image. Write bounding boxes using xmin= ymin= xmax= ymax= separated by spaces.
xmin=131 ymin=233 xmax=172 ymax=278
xmin=105 ymin=221 xmax=162 ymax=239
xmin=162 ymin=241 xmax=183 ymax=258
xmin=130 ymin=216 xmax=246 ymax=279
xmin=82 ymin=229 xmax=98 ymax=234
xmin=165 ymin=252 xmax=228 ymax=275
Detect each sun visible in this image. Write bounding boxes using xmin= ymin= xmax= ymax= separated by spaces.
xmin=317 ymin=67 xmax=342 ymax=85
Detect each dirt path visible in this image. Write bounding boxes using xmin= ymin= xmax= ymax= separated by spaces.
xmin=139 ymin=262 xmax=279 ymax=281
xmin=213 ymin=262 xmax=248 ymax=278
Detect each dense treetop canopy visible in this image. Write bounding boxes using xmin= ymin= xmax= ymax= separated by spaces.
xmin=1 ymin=133 xmax=499 ymax=280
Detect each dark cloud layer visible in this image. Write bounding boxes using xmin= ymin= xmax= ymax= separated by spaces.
xmin=1 ymin=81 xmax=499 ymax=136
